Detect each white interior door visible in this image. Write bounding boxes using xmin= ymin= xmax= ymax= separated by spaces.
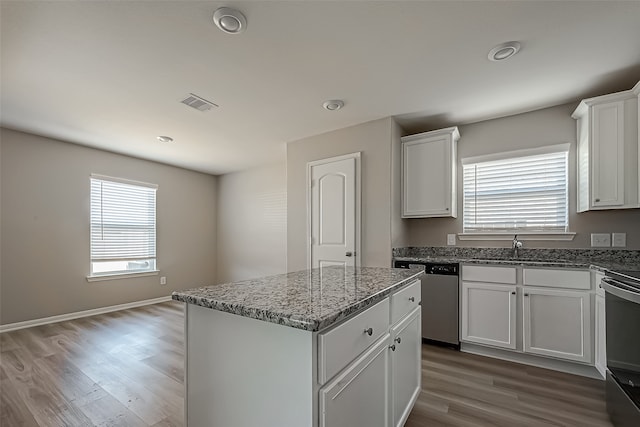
xmin=309 ymin=153 xmax=360 ymax=269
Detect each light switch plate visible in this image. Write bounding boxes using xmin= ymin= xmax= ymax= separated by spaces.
xmin=591 ymin=233 xmax=611 ymax=247
xmin=612 ymin=233 xmax=627 ymax=247
xmin=447 ymin=234 xmax=456 ymax=246
xmin=160 ymin=276 xmax=167 ymax=285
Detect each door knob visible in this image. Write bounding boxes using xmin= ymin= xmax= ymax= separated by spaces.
xmin=346 ymin=251 xmax=353 ymax=257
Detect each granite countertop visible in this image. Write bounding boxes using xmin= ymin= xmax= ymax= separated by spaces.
xmin=172 ymin=266 xmax=423 ymax=332
xmin=392 ymin=247 xmax=640 ymax=272
xmin=394 ymin=256 xmax=594 ymax=269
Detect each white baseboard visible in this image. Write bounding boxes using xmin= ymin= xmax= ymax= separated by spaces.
xmin=0 ymin=295 xmax=173 ymax=333
xmin=460 ymin=342 xmax=604 ymax=380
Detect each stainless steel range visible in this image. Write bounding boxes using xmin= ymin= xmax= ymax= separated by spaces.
xmin=601 ymin=269 xmax=640 ymax=426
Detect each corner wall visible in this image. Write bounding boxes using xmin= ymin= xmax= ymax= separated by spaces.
xmin=216 ymin=162 xmax=287 ymax=283
xmin=0 ymin=128 xmax=217 ymax=325
xmin=391 ymin=118 xmax=410 ymax=249
xmin=286 ymin=118 xmax=394 ymax=271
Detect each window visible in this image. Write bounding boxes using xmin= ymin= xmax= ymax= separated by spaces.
xmin=462 ymin=145 xmax=569 ymax=234
xmin=89 ymin=174 xmax=157 ymax=278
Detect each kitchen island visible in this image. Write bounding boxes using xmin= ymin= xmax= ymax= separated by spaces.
xmin=172 ymin=266 xmax=423 ymax=427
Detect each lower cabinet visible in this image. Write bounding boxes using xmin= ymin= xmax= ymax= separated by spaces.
xmin=595 ymin=293 xmax=606 ymax=376
xmin=319 ymin=280 xmax=422 ymax=427
xmin=461 ymin=281 xmax=517 ymax=349
xmin=319 ymin=335 xmax=391 ymax=427
xmin=595 ymin=269 xmax=607 ymax=377
xmin=523 ymin=288 xmax=591 ymax=363
xmin=390 ymin=307 xmax=421 ymax=427
xmin=461 ymin=265 xmax=597 ymax=367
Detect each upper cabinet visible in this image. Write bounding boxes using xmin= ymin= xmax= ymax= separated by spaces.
xmin=401 ymin=127 xmax=459 ymax=218
xmin=572 ymin=81 xmax=640 ymax=212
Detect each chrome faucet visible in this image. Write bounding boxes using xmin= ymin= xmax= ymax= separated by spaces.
xmin=512 ymin=234 xmax=523 ymax=258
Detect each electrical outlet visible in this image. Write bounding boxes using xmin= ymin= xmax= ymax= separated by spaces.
xmin=447 ymin=234 xmax=456 ymax=246
xmin=612 ymin=233 xmax=627 ymax=247
xmin=590 ymin=233 xmax=611 ymax=247
xmin=160 ymin=276 xmax=167 ymax=285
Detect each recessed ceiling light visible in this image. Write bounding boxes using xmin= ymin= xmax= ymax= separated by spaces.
xmin=157 ymin=136 xmax=174 ymax=143
xmin=323 ymin=100 xmax=344 ymax=111
xmin=213 ymin=7 xmax=247 ymax=34
xmin=488 ymin=41 xmax=521 ymax=61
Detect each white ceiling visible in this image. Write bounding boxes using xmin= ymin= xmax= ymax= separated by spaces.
xmin=2 ymin=1 xmax=639 ymax=175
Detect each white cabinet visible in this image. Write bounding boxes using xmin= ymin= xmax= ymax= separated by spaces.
xmin=520 ymin=268 xmax=593 ymax=364
xmin=523 ymin=288 xmax=591 ymax=363
xmin=591 ymin=101 xmax=625 ymax=207
xmin=523 ymin=268 xmax=591 ymax=290
xmin=595 ymin=271 xmax=606 ymax=378
xmin=573 ymin=81 xmax=640 ymax=211
xmin=595 ymin=294 xmax=606 ymax=377
xmin=390 ymin=307 xmax=421 ymax=427
xmin=318 ymin=279 xmax=422 ymax=427
xmin=318 ymin=298 xmax=390 ymax=383
xmin=463 ymin=265 xmax=516 ymax=284
xmin=184 ymin=276 xmax=423 ymax=427
xmin=461 ymin=265 xmax=597 ymax=367
xmin=319 ymin=335 xmax=391 ymax=427
xmin=390 ymin=280 xmax=421 ymax=325
xmin=461 ymin=281 xmax=517 ymax=349
xmin=401 ymin=127 xmax=459 ymax=218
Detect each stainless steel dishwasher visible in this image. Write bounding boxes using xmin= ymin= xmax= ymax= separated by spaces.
xmin=394 ymin=260 xmax=460 ymax=348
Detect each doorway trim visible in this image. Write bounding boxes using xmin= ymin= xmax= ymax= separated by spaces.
xmin=306 ymin=152 xmax=362 ymax=270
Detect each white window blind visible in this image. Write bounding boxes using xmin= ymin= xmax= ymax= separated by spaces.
xmin=90 ymin=175 xmax=157 ymax=276
xmin=462 ymin=149 xmax=568 ymax=233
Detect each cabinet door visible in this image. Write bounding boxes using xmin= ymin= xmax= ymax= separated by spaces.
xmin=402 ymin=133 xmax=455 ymax=218
xmin=461 ymin=282 xmax=517 ymax=349
xmin=595 ymin=293 xmax=606 ymax=378
xmin=577 ymin=114 xmax=590 ymax=212
xmin=592 ymin=101 xmax=625 ymax=207
xmin=523 ymin=288 xmax=592 ymax=363
xmin=319 ymin=334 xmax=390 ymax=427
xmin=390 ymin=307 xmax=421 ymax=427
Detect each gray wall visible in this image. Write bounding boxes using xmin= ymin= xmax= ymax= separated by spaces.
xmin=400 ymin=103 xmax=640 ymax=249
xmin=391 ymin=119 xmax=409 ymax=249
xmin=0 ymin=128 xmax=217 ymax=324
xmin=4 ymin=101 xmax=638 ymax=325
xmin=287 ymin=118 xmax=395 ymax=271
xmin=216 ymin=162 xmax=287 ymax=283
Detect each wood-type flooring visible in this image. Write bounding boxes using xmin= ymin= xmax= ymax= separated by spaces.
xmin=1 ymin=301 xmax=612 ymax=426
xmin=1 ymin=302 xmax=184 ymax=426
xmin=405 ymin=344 xmax=612 ymax=427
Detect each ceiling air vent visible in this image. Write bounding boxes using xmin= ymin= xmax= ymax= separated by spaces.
xmin=180 ymin=93 xmax=218 ymax=112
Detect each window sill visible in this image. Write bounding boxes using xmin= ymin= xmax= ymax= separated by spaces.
xmin=86 ymin=270 xmax=159 ymax=282
xmin=458 ymin=232 xmax=576 ymax=242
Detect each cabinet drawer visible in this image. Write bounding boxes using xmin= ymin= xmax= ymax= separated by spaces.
xmin=318 ymin=298 xmax=390 ymax=384
xmin=462 ymin=265 xmax=516 ymax=284
xmin=390 ymin=280 xmax=421 ymax=325
xmin=523 ymin=268 xmax=591 ymax=290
